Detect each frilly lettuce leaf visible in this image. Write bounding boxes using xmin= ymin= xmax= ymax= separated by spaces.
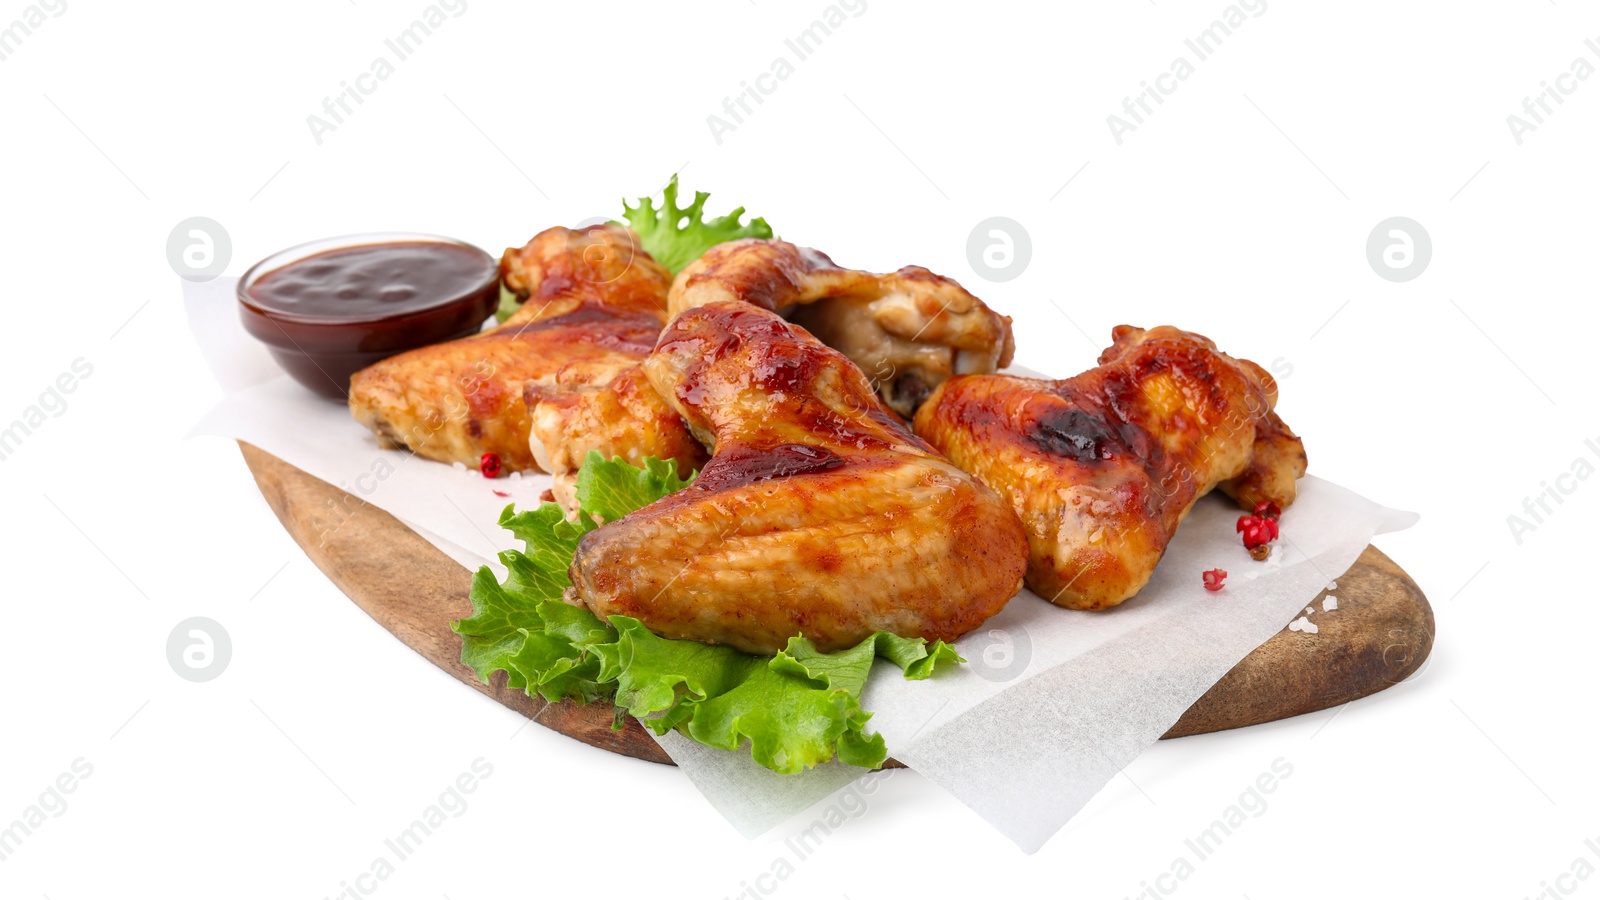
xmin=498 ymin=178 xmax=773 ymax=321
xmin=450 ymin=451 xmax=963 ymax=773
xmin=617 ymin=174 xmax=773 ymax=275
xmin=574 ymin=453 xmax=693 ymax=524
xmin=661 ymin=629 xmax=958 ymax=774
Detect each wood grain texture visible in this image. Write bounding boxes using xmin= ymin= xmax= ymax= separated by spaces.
xmin=239 ymin=440 xmax=1432 ymax=766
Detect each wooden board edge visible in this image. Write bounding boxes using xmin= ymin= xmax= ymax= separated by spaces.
xmin=238 ymin=440 xmax=1432 ymax=766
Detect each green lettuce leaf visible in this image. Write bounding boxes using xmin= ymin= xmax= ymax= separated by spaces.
xmin=680 ymin=632 xmax=959 ymax=774
xmin=617 ymin=174 xmax=774 ymax=275
xmin=496 ymin=178 xmax=772 ymax=321
xmin=450 ymin=451 xmax=963 ymax=773
xmin=452 ymin=500 xmax=610 ymax=701
xmin=574 ymin=453 xmax=693 ymax=523
xmin=494 ymin=283 xmax=521 ymax=323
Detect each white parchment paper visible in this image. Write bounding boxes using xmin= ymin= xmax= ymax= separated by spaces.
xmin=187 ymin=276 xmax=1416 ymax=852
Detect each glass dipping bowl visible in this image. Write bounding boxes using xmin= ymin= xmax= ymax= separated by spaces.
xmin=237 ymin=232 xmax=499 ymax=400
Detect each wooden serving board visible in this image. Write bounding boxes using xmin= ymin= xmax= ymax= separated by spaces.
xmin=239 ymin=441 xmax=1433 ymax=765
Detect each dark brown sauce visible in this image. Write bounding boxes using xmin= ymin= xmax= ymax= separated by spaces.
xmin=237 ymin=238 xmax=500 ymax=400
xmin=248 ymin=241 xmax=495 ymax=322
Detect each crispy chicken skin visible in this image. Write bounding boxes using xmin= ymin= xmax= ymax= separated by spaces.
xmin=527 ymin=364 xmax=708 ymax=511
xmin=348 ymin=225 xmax=696 ymax=475
xmin=913 ymin=325 xmax=1307 ymax=610
xmin=668 ymin=239 xmax=1015 ymax=418
xmin=498 ymin=223 xmax=669 ymax=316
xmin=568 ymin=301 xmax=1029 ymax=654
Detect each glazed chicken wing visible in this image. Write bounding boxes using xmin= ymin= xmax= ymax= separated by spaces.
xmin=567 ymin=301 xmax=1029 ymax=654
xmin=913 ymin=325 xmax=1307 ymax=610
xmin=669 ymin=239 xmax=1015 ymax=417
xmin=526 ymin=363 xmax=707 ymax=511
xmin=348 ymin=225 xmax=699 ymax=483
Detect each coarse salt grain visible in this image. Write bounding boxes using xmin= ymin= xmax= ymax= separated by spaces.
xmin=1323 ymin=596 xmax=1338 ymax=612
xmin=1288 ymin=616 xmax=1319 ymax=634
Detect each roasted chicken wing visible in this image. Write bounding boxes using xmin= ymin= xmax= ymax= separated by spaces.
xmin=913 ymin=325 xmax=1307 ymax=610
xmin=568 ymin=301 xmax=1029 ymax=654
xmin=526 ymin=363 xmax=707 ymax=511
xmin=668 ymin=239 xmax=1015 ymax=417
xmin=348 ymin=225 xmax=699 ymax=482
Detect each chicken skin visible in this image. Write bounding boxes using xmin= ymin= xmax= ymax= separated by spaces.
xmin=348 ymin=225 xmax=699 ymax=482
xmin=668 ymin=239 xmax=1015 ymax=417
xmin=913 ymin=325 xmax=1307 ymax=610
xmin=526 ymin=363 xmax=707 ymax=511
xmin=568 ymin=301 xmax=1029 ymax=655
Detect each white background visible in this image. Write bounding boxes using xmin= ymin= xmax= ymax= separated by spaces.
xmin=2 ymin=1 xmax=1596 ymax=897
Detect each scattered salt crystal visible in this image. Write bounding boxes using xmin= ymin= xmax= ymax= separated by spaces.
xmin=1326 ymin=580 xmax=1338 ymax=591
xmin=451 ymin=462 xmax=468 ymax=472
xmin=1288 ymin=616 xmax=1319 ymax=634
xmin=1305 ymin=606 xmax=1314 ymax=615
xmin=510 ymin=471 xmax=522 ymax=482
xmin=1323 ymin=596 xmax=1338 ymax=612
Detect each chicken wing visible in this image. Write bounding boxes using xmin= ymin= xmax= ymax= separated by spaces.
xmin=348 ymin=225 xmax=697 ymax=479
xmin=913 ymin=325 xmax=1307 ymax=610
xmin=568 ymin=301 xmax=1029 ymax=654
xmin=668 ymin=239 xmax=1015 ymax=417
xmin=526 ymin=364 xmax=708 ymax=511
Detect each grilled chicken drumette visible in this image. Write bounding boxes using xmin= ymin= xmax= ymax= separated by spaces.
xmin=913 ymin=325 xmax=1307 ymax=610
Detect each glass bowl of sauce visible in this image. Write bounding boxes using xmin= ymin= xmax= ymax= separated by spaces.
xmin=238 ymin=233 xmax=499 ymax=399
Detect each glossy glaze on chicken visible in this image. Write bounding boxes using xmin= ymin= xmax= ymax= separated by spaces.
xmin=914 ymin=325 xmax=1307 ymax=610
xmin=348 ymin=225 xmax=702 ymax=489
xmin=668 ymin=239 xmax=1015 ymax=417
xmin=567 ymin=301 xmax=1029 ymax=654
